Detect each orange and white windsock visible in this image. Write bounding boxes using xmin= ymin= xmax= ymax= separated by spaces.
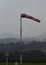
xmin=21 ymin=13 xmax=40 ymax=23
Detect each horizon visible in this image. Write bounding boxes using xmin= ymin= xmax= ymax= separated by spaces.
xmin=0 ymin=32 xmax=46 ymax=40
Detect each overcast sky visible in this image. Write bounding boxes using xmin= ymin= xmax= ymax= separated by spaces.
xmin=0 ymin=0 xmax=46 ymax=38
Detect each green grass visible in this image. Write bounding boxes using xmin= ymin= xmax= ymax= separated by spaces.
xmin=0 ymin=62 xmax=46 ymax=65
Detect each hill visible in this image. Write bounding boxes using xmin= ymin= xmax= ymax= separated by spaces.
xmin=0 ymin=40 xmax=46 ymax=52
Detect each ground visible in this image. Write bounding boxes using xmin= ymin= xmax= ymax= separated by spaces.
xmin=0 ymin=62 xmax=46 ymax=65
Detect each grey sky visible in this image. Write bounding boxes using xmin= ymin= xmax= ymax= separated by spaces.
xmin=0 ymin=0 xmax=46 ymax=38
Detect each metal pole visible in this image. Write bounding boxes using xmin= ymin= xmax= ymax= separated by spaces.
xmin=5 ymin=52 xmax=9 ymax=65
xmin=20 ymin=17 xmax=22 ymax=65
xmin=6 ymin=56 xmax=8 ymax=65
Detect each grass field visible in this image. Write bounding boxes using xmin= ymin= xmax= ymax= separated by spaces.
xmin=0 ymin=62 xmax=46 ymax=65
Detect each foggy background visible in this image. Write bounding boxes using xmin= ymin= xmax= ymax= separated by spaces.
xmin=0 ymin=0 xmax=46 ymax=39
